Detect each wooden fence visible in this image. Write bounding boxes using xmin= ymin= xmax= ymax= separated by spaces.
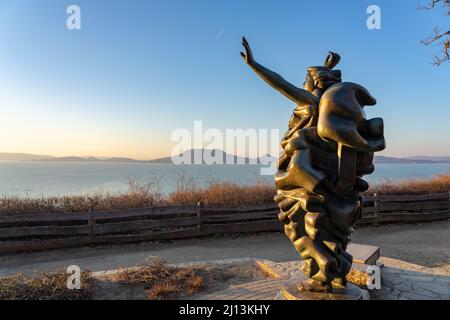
xmin=0 ymin=192 xmax=449 ymax=254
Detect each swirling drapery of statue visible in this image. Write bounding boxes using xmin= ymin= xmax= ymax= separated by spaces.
xmin=241 ymin=37 xmax=385 ymax=292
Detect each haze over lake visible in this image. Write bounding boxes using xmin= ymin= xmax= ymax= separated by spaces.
xmin=0 ymin=161 xmax=450 ymax=197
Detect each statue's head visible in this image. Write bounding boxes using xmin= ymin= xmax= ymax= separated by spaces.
xmin=303 ymin=52 xmax=342 ymax=96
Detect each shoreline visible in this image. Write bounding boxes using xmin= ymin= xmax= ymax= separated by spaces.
xmin=1 ymin=162 xmax=450 ymax=198
xmin=1 ymin=172 xmax=450 ymax=215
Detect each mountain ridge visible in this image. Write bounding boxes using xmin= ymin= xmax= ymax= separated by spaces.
xmin=1 ymin=151 xmax=449 ymax=164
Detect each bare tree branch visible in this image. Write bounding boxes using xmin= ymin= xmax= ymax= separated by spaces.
xmin=419 ymin=0 xmax=450 ymax=65
xmin=418 ymin=0 xmax=450 ymax=14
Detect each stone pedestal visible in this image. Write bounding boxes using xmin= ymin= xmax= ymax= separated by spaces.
xmin=276 ymin=271 xmax=369 ymax=300
xmin=347 ymin=243 xmax=380 ymax=265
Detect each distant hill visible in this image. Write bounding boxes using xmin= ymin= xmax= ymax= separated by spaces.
xmin=0 ymin=153 xmax=55 ymax=161
xmin=404 ymin=156 xmax=450 ymax=162
xmin=147 ymin=149 xmax=275 ymax=164
xmin=1 ymin=151 xmax=449 ymax=164
xmin=373 ymin=156 xmax=437 ymax=164
xmin=44 ymin=156 xmax=140 ymax=162
xmin=47 ymin=156 xmax=93 ymax=162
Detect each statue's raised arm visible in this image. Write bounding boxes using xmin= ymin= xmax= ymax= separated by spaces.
xmin=240 ymin=37 xmax=319 ymax=106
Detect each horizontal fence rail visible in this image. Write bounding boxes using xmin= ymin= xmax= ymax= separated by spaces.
xmin=0 ymin=192 xmax=449 ymax=254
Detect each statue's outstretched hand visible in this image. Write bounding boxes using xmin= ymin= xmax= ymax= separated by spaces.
xmin=239 ymin=36 xmax=318 ymax=106
xmin=240 ymin=37 xmax=254 ymax=65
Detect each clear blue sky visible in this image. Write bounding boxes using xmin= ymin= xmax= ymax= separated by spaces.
xmin=0 ymin=0 xmax=448 ymax=159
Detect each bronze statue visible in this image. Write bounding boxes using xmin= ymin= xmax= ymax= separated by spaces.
xmin=241 ymin=37 xmax=385 ymax=293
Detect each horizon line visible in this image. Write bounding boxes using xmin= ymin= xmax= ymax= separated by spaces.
xmin=1 ymin=151 xmax=450 ymax=162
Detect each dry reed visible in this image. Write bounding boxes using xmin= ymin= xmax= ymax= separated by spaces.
xmin=1 ymin=172 xmax=450 ymax=215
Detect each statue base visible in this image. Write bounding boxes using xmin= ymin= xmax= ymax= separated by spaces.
xmin=276 ymin=271 xmax=369 ymax=300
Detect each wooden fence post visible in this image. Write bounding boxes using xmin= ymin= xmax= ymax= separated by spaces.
xmin=88 ymin=210 xmax=95 ymax=243
xmin=359 ymin=196 xmax=364 ymax=219
xmin=448 ymin=190 xmax=450 ymax=209
xmin=197 ymin=201 xmax=204 ymax=235
xmin=373 ymin=193 xmax=379 ymax=225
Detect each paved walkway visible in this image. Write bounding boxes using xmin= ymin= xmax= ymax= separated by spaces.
xmin=1 ymin=220 xmax=448 ymax=299
xmin=1 ymin=221 xmax=448 ymax=276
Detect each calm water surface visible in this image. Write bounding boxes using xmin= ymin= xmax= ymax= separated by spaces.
xmin=0 ymin=161 xmax=449 ymax=197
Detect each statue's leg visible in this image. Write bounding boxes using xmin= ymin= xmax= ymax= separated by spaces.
xmin=294 ymin=237 xmax=338 ymax=278
xmin=276 ymin=188 xmax=352 ymax=292
xmin=281 ymin=220 xmax=332 ymax=292
xmin=301 ymin=257 xmax=319 ymax=278
xmin=292 ymin=210 xmax=356 ymax=292
xmin=332 ymin=247 xmax=353 ymax=287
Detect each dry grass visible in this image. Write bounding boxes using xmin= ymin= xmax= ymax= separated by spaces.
xmin=368 ymin=173 xmax=450 ymax=195
xmin=115 ymin=257 xmax=235 ymax=300
xmin=0 ymin=270 xmax=95 ymax=300
xmin=0 ymin=177 xmax=164 ymax=216
xmin=167 ymin=170 xmax=275 ymax=205
xmin=0 ymin=180 xmax=275 ymax=216
xmin=168 ymin=181 xmax=275 ymax=205
xmin=0 ymin=193 xmax=160 ymax=215
xmin=1 ymin=172 xmax=450 ymax=216
xmin=0 ymin=258 xmax=261 ymax=300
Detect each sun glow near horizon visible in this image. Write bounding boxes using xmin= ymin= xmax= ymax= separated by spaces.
xmin=0 ymin=0 xmax=449 ymax=159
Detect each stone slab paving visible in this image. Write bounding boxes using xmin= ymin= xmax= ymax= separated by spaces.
xmin=372 ymin=257 xmax=450 ymax=300
xmin=255 ymin=259 xmax=300 ymax=279
xmin=196 ymin=257 xmax=450 ymax=300
xmin=197 ymin=278 xmax=285 ymax=300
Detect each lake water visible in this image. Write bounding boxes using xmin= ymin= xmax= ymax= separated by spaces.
xmin=0 ymin=161 xmax=449 ymax=197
